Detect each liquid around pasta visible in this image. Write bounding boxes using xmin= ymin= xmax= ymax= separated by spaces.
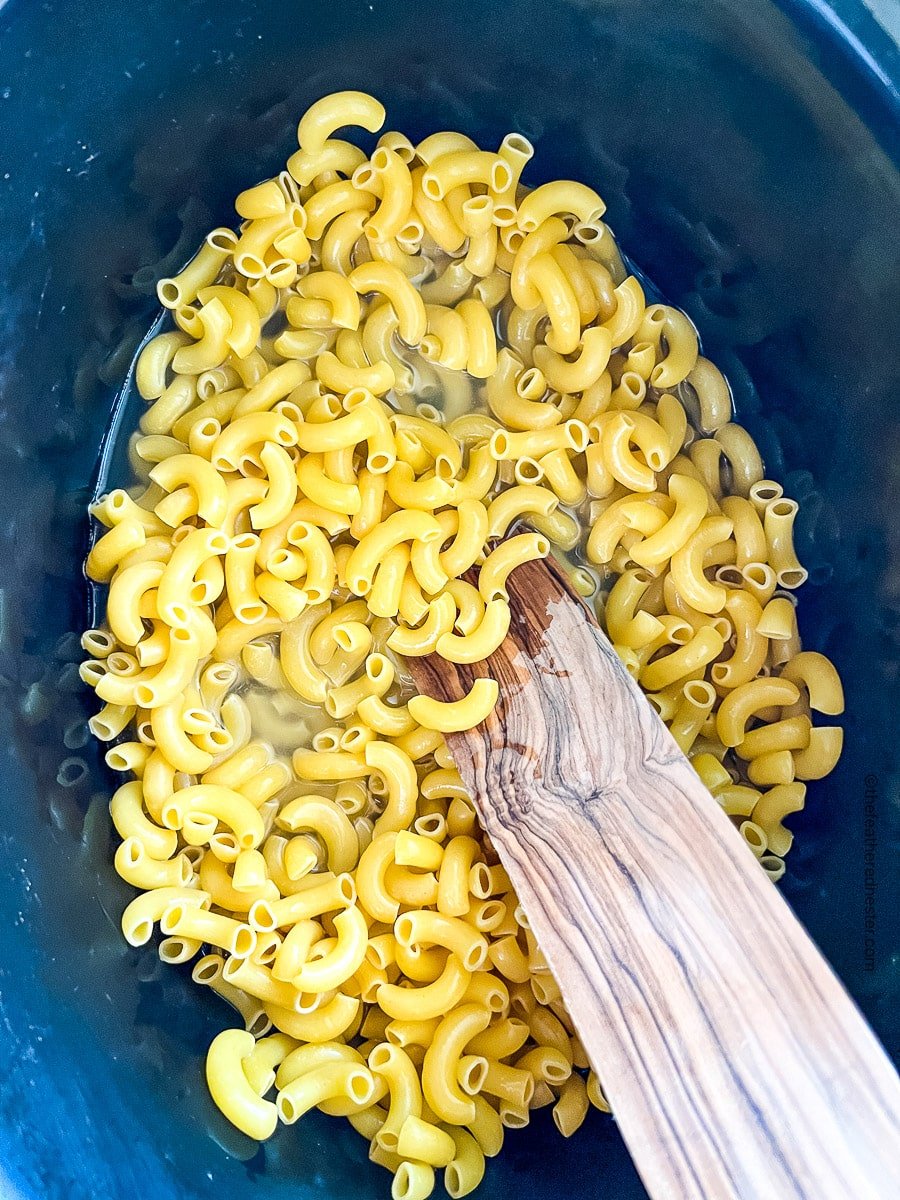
xmin=81 ymin=90 xmax=844 ymax=1200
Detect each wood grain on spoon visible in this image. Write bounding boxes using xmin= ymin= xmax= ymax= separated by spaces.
xmin=408 ymin=553 xmax=900 ymax=1200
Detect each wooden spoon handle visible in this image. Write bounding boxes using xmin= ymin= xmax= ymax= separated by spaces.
xmin=411 ymin=555 xmax=900 ymax=1200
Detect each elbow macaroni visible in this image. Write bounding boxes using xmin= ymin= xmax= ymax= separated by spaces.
xmin=83 ymin=91 xmax=842 ymax=1200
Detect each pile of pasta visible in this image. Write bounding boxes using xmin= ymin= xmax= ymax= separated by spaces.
xmin=81 ymin=91 xmax=844 ymax=1200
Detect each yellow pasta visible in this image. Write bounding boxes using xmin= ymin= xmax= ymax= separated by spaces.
xmin=206 ymin=1028 xmax=279 ymax=1139
xmin=408 ymin=680 xmax=499 ymax=734
xmin=83 ymin=92 xmax=842 ymax=1199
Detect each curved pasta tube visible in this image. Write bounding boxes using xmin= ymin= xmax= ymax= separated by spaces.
xmin=356 ymin=832 xmax=400 ymax=922
xmin=597 ymin=412 xmax=657 ymax=493
xmin=157 ymin=238 xmax=232 ymax=310
xmin=649 ymin=307 xmax=699 ymax=388
xmin=213 ymin=611 xmax=284 ymax=667
xmin=639 ymin=625 xmax=725 ymax=693
xmin=478 ymin=534 xmax=550 ymax=602
xmin=437 ymin=599 xmax=511 ymax=664
xmin=456 ymin=299 xmax=498 ymax=379
xmin=600 ymin=276 xmax=645 ymax=348
xmin=667 ymin=681 xmax=717 ymax=756
xmin=629 ymin=474 xmax=707 ymax=569
xmin=411 ymin=165 xmax=467 ymax=254
xmin=287 ymin=135 xmax=367 ymax=185
xmin=685 ymin=356 xmax=733 ymax=432
xmin=422 ymin=304 xmax=469 ymax=371
xmin=293 ymin=403 xmax=378 ymax=457
xmin=392 ymin=413 xmax=463 ymax=477
xmin=235 ymin=178 xmax=287 ymax=221
xmin=711 ymin=590 xmax=768 ymax=689
xmin=149 ymin=699 xmax=214 ymax=775
xmin=348 ymin=261 xmax=427 ymax=345
xmin=316 ymin=351 xmax=394 ymax=396
xmin=295 ymin=269 xmax=361 ymax=329
xmin=156 ymin=526 xmax=228 ymax=620
xmin=232 ymin=360 xmax=309 ymax=419
xmin=534 ymin=327 xmax=613 ymax=393
xmin=720 ymin=495 xmax=767 ymax=567
xmin=737 ymin=715 xmax=812 ymax=761
xmin=437 ymin=835 xmax=480 ymax=918
xmin=604 ymin=569 xmax=665 ymax=650
xmin=395 ymin=911 xmax=487 ymax=973
xmin=421 ymin=150 xmax=511 ymax=201
xmin=121 ymin=885 xmax=210 ymax=947
xmin=161 ymin=903 xmax=255 ymax=959
xmin=275 ymin=1041 xmax=363 ymax=1094
xmin=485 ymin=350 xmax=560 ymax=432
xmin=397 ymin=1115 xmax=457 ymax=1169
xmin=357 ymin=695 xmax=416 ymax=741
xmin=250 ymin=873 xmax=356 ymax=935
xmin=486 ymin=484 xmax=559 ymax=538
xmin=763 ymin=498 xmax=808 ymax=589
xmin=172 ymin=298 xmax=232 ymax=375
xmin=746 ymin=750 xmax=796 ymax=787
xmin=107 ymin=560 xmax=164 ymax=646
xmin=344 ymin=510 xmax=442 ymax=595
xmin=207 ymin=1028 xmax=279 ymax=1140
xmin=421 ymin=1003 xmax=491 ymax=1126
xmin=669 ymin=514 xmax=734 ymax=614
xmin=715 ymin=422 xmax=765 ymax=498
xmin=489 ymin=420 xmax=588 ymax=462
xmin=791 ymin=726 xmax=843 ymax=781
xmin=303 ymin=180 xmax=375 ymax=241
xmin=290 ymin=905 xmax=368 ymax=992
xmin=751 ymin=783 xmax=806 ymax=857
xmin=289 ymin=521 xmax=337 ymax=604
xmin=291 ymin=749 xmax=368 ymax=783
xmin=135 ymin=331 xmax=192 ymax=400
xmin=551 ymin=243 xmax=600 ymax=324
xmin=367 ymin=1042 xmax=423 ymax=1151
xmin=387 ymin=594 xmax=456 ymax=657
xmin=510 ymin=217 xmax=569 ymax=309
xmin=517 ymin=179 xmax=605 ymax=232
xmin=365 ymin=145 xmax=415 ymax=242
xmin=408 ymin=679 xmax=499 ymax=734
xmin=277 ymin=795 xmax=358 ymax=873
xmin=295 ymin=451 xmax=361 ymax=516
xmin=394 ymin=832 xmax=443 ymax=873
xmin=376 ymin=953 xmax=471 ymax=1021
xmin=101 ymin=625 xmax=201 ymax=710
xmin=114 ymin=838 xmax=193 ymax=890
xmin=437 ymin=501 xmax=488 ymax=579
xmin=522 ymin=252 xmax=581 ymax=356
xmin=162 ymin=783 xmax=266 ymax=850
xmin=248 ymin=442 xmax=298 ymax=531
xmin=297 ymin=90 xmax=386 ymax=153
xmin=366 ymin=740 xmax=418 ymax=835
xmin=211 ymin=410 xmax=297 ymax=473
xmin=454 ymin=441 xmax=497 ymax=503
xmin=277 ymin=1059 xmax=376 ymax=1125
xmin=110 ymin=778 xmax=178 ymax=861
xmin=196 ymin=286 xmax=262 ymax=359
xmin=387 ymin=462 xmax=456 ymax=514
xmin=85 ymin=520 xmax=147 ymax=583
xmin=779 ymin=651 xmax=844 ymax=715
xmin=265 ymin=993 xmax=360 ymax=1043
xmin=716 ymin=677 xmax=801 ymax=747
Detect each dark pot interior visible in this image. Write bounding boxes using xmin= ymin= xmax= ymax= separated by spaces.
xmin=0 ymin=1 xmax=897 ymax=1198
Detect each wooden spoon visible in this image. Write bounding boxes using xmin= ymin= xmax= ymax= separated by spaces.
xmin=408 ymin=553 xmax=900 ymax=1200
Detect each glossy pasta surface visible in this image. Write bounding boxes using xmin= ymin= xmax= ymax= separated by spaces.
xmin=81 ymin=91 xmax=843 ymax=1198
